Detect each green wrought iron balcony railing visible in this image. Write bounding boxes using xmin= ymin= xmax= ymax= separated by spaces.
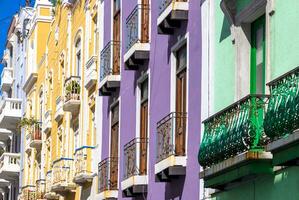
xmin=198 ymin=95 xmax=269 ymax=168
xmin=264 ymin=67 xmax=299 ymax=141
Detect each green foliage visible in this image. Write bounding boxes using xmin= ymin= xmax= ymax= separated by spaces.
xmin=17 ymin=117 xmax=39 ymax=132
xmin=66 ymin=80 xmax=81 ymax=95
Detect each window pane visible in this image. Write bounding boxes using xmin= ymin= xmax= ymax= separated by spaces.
xmin=177 ymin=45 xmax=187 ymax=70
xmin=114 ymin=0 xmax=120 ymax=13
xmin=255 ymin=27 xmax=264 ymax=94
xmin=141 ymin=79 xmax=148 ymax=101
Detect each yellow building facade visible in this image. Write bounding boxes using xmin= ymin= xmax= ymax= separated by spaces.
xmin=21 ymin=0 xmax=100 ymax=199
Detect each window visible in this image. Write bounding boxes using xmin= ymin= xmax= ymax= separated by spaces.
xmin=93 ymin=15 xmax=98 ymax=55
xmin=110 ymin=103 xmax=119 ymax=189
xmin=113 ymin=0 xmax=121 ymax=75
xmin=73 ymin=117 xmax=80 ymax=151
xmin=175 ymin=44 xmax=187 ymax=157
xmin=139 ymin=78 xmax=148 ymax=175
xmin=114 ymin=0 xmax=120 ymax=15
xmin=250 ymin=15 xmax=265 ymax=95
xmin=75 ymin=38 xmax=82 ymax=77
xmin=39 ymin=91 xmax=43 ymax=123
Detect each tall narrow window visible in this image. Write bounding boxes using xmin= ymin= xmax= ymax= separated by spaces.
xmin=113 ymin=0 xmax=121 ymax=75
xmin=175 ymin=44 xmax=187 ymax=157
xmin=39 ymin=91 xmax=43 ymax=123
xmin=75 ymin=38 xmax=82 ymax=77
xmin=139 ymin=79 xmax=148 ymax=175
xmin=141 ymin=0 xmax=149 ymax=43
xmin=251 ymin=16 xmax=265 ymax=94
xmin=93 ymin=15 xmax=98 ymax=55
xmin=73 ymin=117 xmax=80 ymax=151
xmin=110 ymin=103 xmax=119 ymax=190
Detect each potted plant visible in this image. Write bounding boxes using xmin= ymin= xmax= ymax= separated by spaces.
xmin=65 ymin=80 xmax=80 ymax=101
xmin=18 ymin=118 xmax=41 ymax=140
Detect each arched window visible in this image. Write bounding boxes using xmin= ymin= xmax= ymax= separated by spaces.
xmin=75 ymin=38 xmax=81 ymax=77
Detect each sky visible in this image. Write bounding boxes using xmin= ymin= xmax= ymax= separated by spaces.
xmin=0 ymin=0 xmax=35 ymax=72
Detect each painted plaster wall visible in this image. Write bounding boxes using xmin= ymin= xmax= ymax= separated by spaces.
xmin=213 ymin=0 xmax=235 ymax=112
xmin=211 ymin=166 xmax=299 ymax=200
xmin=270 ymin=0 xmax=299 ymax=79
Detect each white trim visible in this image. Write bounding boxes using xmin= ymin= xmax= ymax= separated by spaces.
xmin=98 ymin=190 xmax=118 ymax=199
xmin=157 ymin=2 xmax=189 ymax=26
xmin=123 ymin=43 xmax=150 ymax=63
xmin=98 ymin=75 xmax=121 ymax=90
xmin=154 ymin=155 xmax=186 ymax=174
xmin=121 ymin=175 xmax=147 ymax=191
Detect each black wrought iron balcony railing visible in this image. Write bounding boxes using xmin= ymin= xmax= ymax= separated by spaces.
xmin=100 ymin=41 xmax=120 ymax=82
xmin=98 ymin=157 xmax=118 ymax=193
xmin=264 ymin=67 xmax=299 ymax=141
xmin=156 ymin=112 xmax=187 ymax=163
xmin=198 ymin=95 xmax=269 ymax=168
xmin=123 ymin=138 xmax=148 ymax=180
xmin=64 ymin=76 xmax=81 ymax=103
xmin=126 ymin=4 xmax=150 ymax=51
xmin=159 ymin=0 xmax=188 ymax=14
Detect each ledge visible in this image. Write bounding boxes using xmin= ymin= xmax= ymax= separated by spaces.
xmin=23 ymin=73 xmax=38 ymax=94
xmin=266 ymin=130 xmax=299 ymax=166
xmin=199 ymin=151 xmax=273 ymax=189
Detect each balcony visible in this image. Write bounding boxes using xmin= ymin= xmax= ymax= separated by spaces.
xmin=121 ymin=138 xmax=148 ymax=197
xmin=264 ymin=67 xmax=299 ymax=166
xmin=51 ymin=158 xmax=75 ymax=193
xmin=99 ymin=41 xmax=121 ymax=96
xmin=0 ymin=152 xmax=20 ymax=179
xmin=124 ymin=4 xmax=150 ymax=70
xmin=98 ymin=157 xmax=118 ymax=199
xmin=198 ymin=95 xmax=272 ymax=189
xmin=36 ymin=179 xmax=46 ymax=199
xmin=1 ymin=68 xmax=13 ymax=92
xmin=54 ymin=96 xmax=64 ymax=122
xmin=44 ymin=171 xmax=59 ymax=199
xmin=44 ymin=110 xmax=52 ymax=133
xmin=73 ymin=146 xmax=95 ymax=185
xmin=157 ymin=0 xmax=188 ymax=34
xmin=29 ymin=122 xmax=42 ymax=149
xmin=155 ymin=112 xmax=187 ymax=182
xmin=84 ymin=56 xmax=97 ymax=90
xmin=23 ymin=69 xmax=38 ymax=94
xmin=63 ymin=76 xmax=81 ymax=113
xmin=0 ymin=98 xmax=22 ymax=130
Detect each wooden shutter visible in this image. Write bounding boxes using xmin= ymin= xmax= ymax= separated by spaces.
xmin=113 ymin=0 xmax=121 ymax=75
xmin=139 ymin=80 xmax=148 ymax=175
xmin=141 ymin=0 xmax=149 ymax=43
xmin=110 ymin=103 xmax=119 ymax=190
xmin=175 ymin=45 xmax=187 ymax=156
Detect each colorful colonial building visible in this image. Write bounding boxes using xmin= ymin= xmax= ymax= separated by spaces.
xmin=97 ymin=0 xmax=201 ymax=199
xmin=199 ymin=0 xmax=299 ymax=200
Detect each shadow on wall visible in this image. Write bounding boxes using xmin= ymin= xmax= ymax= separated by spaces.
xmin=81 ymin=183 xmax=91 ymax=200
xmin=165 ymin=175 xmax=186 ymax=200
xmin=219 ymin=17 xmax=231 ymax=42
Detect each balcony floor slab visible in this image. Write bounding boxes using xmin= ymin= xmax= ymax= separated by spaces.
xmin=199 ymin=151 xmax=273 ymax=189
xmin=266 ymin=130 xmax=299 ymax=166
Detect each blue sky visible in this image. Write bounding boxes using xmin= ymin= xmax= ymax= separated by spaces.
xmin=0 ymin=0 xmax=35 ymax=72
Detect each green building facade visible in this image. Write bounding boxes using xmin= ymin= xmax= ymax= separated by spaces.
xmin=199 ymin=0 xmax=299 ymax=199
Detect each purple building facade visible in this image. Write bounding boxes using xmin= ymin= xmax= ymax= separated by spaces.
xmin=98 ymin=0 xmax=201 ymax=199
